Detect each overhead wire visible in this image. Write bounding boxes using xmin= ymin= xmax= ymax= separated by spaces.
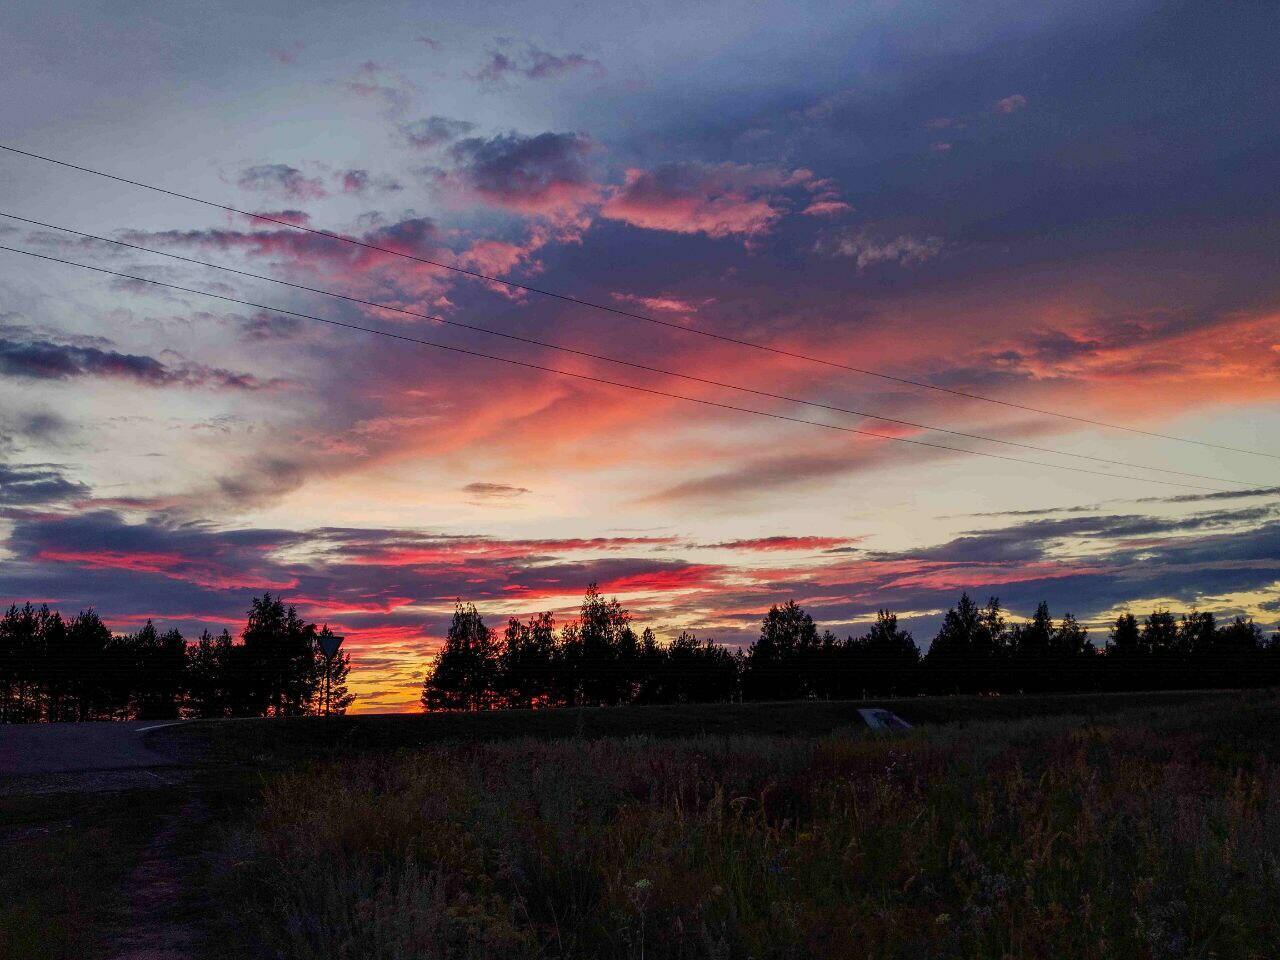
xmin=0 ymin=211 xmax=1261 ymax=488
xmin=0 ymin=241 xmax=1243 ymax=493
xmin=0 ymin=142 xmax=1272 ymax=460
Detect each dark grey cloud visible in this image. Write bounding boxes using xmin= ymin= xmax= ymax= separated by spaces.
xmin=235 ymin=163 xmax=327 ymax=201
xmin=1144 ymin=487 xmax=1280 ymax=505
xmin=237 ymin=310 xmax=305 ymax=342
xmin=0 ymin=327 xmax=280 ymax=391
xmin=876 ymin=503 xmax=1280 ymax=566
xmin=399 ymin=116 xmax=476 ymax=149
xmin=0 ymin=410 xmax=72 ymax=451
xmin=0 ymin=463 xmax=88 ymax=507
xmin=446 ymin=131 xmax=596 ymax=212
xmin=967 ymin=486 xmax=1280 ymax=520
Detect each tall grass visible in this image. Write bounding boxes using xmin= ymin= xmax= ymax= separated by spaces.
xmin=215 ymin=695 xmax=1280 ymax=959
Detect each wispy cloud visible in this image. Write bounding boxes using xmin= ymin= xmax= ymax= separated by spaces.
xmin=476 ymin=44 xmax=605 ymax=84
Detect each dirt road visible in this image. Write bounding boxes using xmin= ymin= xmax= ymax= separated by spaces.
xmin=0 ymin=720 xmax=191 ymax=794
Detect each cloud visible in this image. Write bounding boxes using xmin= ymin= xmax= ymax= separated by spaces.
xmin=0 ymin=327 xmax=282 ymax=391
xmin=3 ymin=499 xmax=1278 ymax=713
xmin=236 ymin=310 xmax=305 ymax=342
xmin=336 ymin=169 xmax=402 ymax=194
xmin=0 ymin=463 xmax=89 ymax=506
xmin=2 ymin=410 xmax=71 ymax=445
xmin=399 ymin=116 xmax=476 ymax=149
xmin=269 ymin=43 xmax=303 ymax=65
xmin=125 ymin=215 xmax=453 ymax=306
xmin=244 ymin=209 xmax=312 ymax=226
xmin=343 ymin=61 xmax=415 ymax=117
xmin=697 ymin=536 xmax=861 ymax=552
xmin=646 ymin=450 xmax=879 ymax=504
xmin=995 ymin=93 xmax=1028 ymax=114
xmin=476 ymin=45 xmax=604 ymax=84
xmin=444 ymin=131 xmax=600 ymax=217
xmin=235 ymin=164 xmax=328 ymax=202
xmin=1144 ymin=486 xmax=1280 ymax=505
xmin=817 ymin=229 xmax=944 ymax=269
xmin=601 ymin=162 xmax=831 ymax=241
xmin=462 ymin=481 xmax=530 ymax=500
xmin=612 ymin=292 xmax=714 ymax=314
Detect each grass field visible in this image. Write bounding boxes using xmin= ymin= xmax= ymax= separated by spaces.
xmin=4 ymin=689 xmax=1277 ymax=960
xmin=0 ymin=788 xmax=178 ymax=960
xmin=151 ymin=689 xmax=1231 ymax=766
xmin=201 ymin=690 xmax=1278 ymax=959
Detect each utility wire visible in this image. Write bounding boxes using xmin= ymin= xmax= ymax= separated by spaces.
xmin=0 ymin=141 xmax=1272 ymax=460
xmin=0 ymin=241 xmax=1237 ymax=492
xmin=3 ymin=211 xmax=1259 ymax=488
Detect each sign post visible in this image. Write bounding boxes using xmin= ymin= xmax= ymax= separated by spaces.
xmin=317 ymin=632 xmax=345 ymax=717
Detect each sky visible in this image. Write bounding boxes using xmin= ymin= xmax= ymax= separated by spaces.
xmin=0 ymin=0 xmax=1277 ymax=711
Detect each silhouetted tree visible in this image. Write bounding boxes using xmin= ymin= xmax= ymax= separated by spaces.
xmin=421 ymin=602 xmax=499 ymax=711
xmin=124 ymin=622 xmax=188 ymax=720
xmin=654 ymin=632 xmax=739 ymax=703
xmin=561 ymin=585 xmax=636 ymax=706
xmin=187 ymin=629 xmax=234 ymax=718
xmin=743 ymin=600 xmax=819 ymax=701
xmin=0 ymin=604 xmax=43 ymax=721
xmin=65 ymin=610 xmax=111 ymax=721
xmin=925 ymin=594 xmax=1011 ymax=694
xmin=241 ymin=594 xmax=317 ymax=717
xmin=854 ymin=610 xmax=920 ymax=697
xmin=5 ymin=582 xmax=1278 ymax=723
xmin=497 ymin=612 xmax=559 ymax=708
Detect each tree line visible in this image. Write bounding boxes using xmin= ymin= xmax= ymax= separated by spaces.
xmin=423 ymin=585 xmax=1280 ymax=710
xmin=0 ymin=594 xmax=352 ymax=722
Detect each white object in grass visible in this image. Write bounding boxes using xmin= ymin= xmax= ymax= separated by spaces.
xmin=858 ymin=708 xmax=912 ymax=731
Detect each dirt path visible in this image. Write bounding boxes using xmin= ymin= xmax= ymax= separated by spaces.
xmin=102 ymin=793 xmax=210 ymax=960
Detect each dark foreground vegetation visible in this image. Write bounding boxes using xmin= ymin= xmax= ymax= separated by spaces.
xmin=209 ymin=691 xmax=1280 ymax=960
xmin=423 ymin=586 xmax=1280 ymax=710
xmin=0 ymin=594 xmax=351 ymax=722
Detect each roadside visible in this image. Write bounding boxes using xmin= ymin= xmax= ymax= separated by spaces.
xmin=0 ymin=690 xmax=1247 ymax=959
xmin=0 ymin=721 xmax=214 ymax=960
xmin=0 ymin=720 xmax=193 ymax=796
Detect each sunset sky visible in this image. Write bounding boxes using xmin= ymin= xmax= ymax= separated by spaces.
xmin=1 ymin=0 xmax=1277 ymax=711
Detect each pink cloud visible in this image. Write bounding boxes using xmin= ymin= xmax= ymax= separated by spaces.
xmin=612 ymin=292 xmax=714 ymax=314
xmin=995 ymin=93 xmax=1028 ymax=114
xmin=601 ymin=162 xmax=839 ymax=240
xmin=37 ymin=549 xmax=298 ymax=591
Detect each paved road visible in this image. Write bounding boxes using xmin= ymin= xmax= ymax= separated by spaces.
xmin=0 ymin=720 xmax=190 ymax=793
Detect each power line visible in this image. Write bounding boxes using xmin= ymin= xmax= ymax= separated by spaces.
xmin=0 ymin=241 xmax=1237 ymax=493
xmin=1 ymin=141 xmax=1272 ymax=461
xmin=3 ymin=211 xmax=1259 ymax=489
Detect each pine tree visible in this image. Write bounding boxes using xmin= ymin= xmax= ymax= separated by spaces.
xmin=421 ymin=602 xmax=498 ymax=711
